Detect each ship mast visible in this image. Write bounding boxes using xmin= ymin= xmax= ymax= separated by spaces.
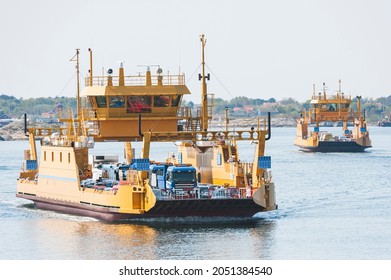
xmin=89 ymin=48 xmax=93 ymax=86
xmin=76 ymin=49 xmax=81 ymax=122
xmin=200 ymin=34 xmax=209 ymax=132
xmin=69 ymin=49 xmax=81 ymax=136
xmin=338 ymin=79 xmax=342 ymax=95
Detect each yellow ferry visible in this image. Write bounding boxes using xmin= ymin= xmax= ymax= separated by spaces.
xmin=16 ymin=35 xmax=277 ymax=221
xmin=295 ymin=81 xmax=372 ymax=152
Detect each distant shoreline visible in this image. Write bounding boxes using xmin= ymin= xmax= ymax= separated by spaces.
xmin=0 ymin=116 xmax=381 ymax=141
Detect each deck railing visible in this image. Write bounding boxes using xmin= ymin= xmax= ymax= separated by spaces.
xmin=85 ymin=74 xmax=185 ymax=87
xmin=311 ymin=93 xmax=352 ymax=101
xmin=153 ymin=186 xmax=250 ymax=201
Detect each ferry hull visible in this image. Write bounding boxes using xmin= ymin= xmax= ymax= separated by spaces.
xmin=296 ymin=141 xmax=371 ymax=153
xmin=16 ymin=193 xmax=266 ymax=222
xmin=378 ymin=122 xmax=391 ymax=127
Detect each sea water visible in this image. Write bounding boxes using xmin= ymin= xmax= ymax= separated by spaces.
xmin=1 ymin=127 xmax=390 ymax=260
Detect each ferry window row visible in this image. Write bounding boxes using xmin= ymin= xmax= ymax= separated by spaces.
xmin=314 ymin=104 xmax=350 ymax=110
xmin=43 ymin=151 xmax=71 ymax=163
xmin=95 ymin=95 xmax=182 ymax=112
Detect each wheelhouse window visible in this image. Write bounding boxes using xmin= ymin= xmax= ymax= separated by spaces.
xmin=109 ymin=96 xmax=125 ymax=108
xmin=217 ymin=153 xmax=222 ymax=165
xmin=154 ymin=95 xmax=170 ymax=107
xmin=171 ymin=95 xmax=181 ymax=107
xmin=126 ymin=96 xmax=152 ymax=113
xmin=96 ymin=96 xmax=107 ymax=108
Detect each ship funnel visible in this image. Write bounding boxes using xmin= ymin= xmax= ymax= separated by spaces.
xmin=356 ymin=96 xmax=362 ymax=119
xmin=146 ymin=70 xmax=152 ymax=86
xmin=119 ymin=62 xmax=125 ymax=86
xmin=138 ymin=65 xmax=159 ymax=86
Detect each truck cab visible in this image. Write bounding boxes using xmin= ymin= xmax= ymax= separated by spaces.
xmin=165 ymin=165 xmax=197 ymax=190
xmin=149 ymin=163 xmax=172 ymax=189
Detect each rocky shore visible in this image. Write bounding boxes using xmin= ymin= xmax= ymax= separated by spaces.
xmin=211 ymin=115 xmax=297 ymax=128
xmin=0 ymin=121 xmax=28 ymax=141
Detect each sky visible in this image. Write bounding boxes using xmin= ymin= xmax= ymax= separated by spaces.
xmin=1 ymin=0 xmax=391 ymax=103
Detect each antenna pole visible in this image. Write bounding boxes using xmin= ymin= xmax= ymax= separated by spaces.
xmin=89 ymin=48 xmax=93 ymax=86
xmin=323 ymin=82 xmax=326 ymax=99
xmin=76 ymin=49 xmax=81 ymax=123
xmin=338 ymin=79 xmax=341 ymax=95
xmin=200 ymin=34 xmax=208 ymax=132
xmin=70 ymin=49 xmax=81 ymax=136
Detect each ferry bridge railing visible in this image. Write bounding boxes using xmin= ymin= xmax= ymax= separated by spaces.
xmin=85 ymin=74 xmax=185 ymax=87
xmin=311 ymin=93 xmax=352 ymax=101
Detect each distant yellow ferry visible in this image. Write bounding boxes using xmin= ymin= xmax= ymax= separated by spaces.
xmin=295 ymin=81 xmax=372 ymax=152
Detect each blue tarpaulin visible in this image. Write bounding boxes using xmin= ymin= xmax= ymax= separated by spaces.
xmin=258 ymin=156 xmax=271 ymax=169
